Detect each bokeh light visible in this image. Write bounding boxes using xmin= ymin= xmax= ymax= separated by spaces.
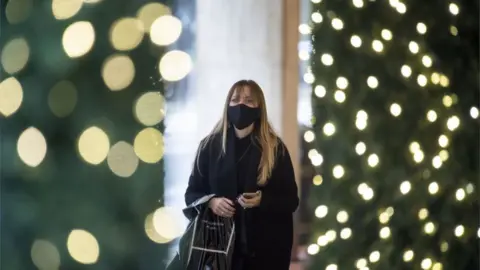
xmin=136 ymin=2 xmax=172 ymax=32
xmin=134 ymin=92 xmax=166 ymax=126
xmin=150 ymin=15 xmax=182 ymax=46
xmin=67 ymin=229 xmax=99 ymax=264
xmin=48 ymin=81 xmax=78 ymax=118
xmin=17 ymin=127 xmax=48 ymax=167
xmin=5 ymin=0 xmax=33 ymax=24
xmin=134 ymin=127 xmax=164 ymax=163
xmin=152 ymin=207 xmax=185 ymax=243
xmin=159 ymin=50 xmax=193 ymax=81
xmin=1 ymin=37 xmax=30 ymax=74
xmin=52 ymin=0 xmax=83 ymax=20
xmin=62 ymin=21 xmax=96 ymax=58
xmin=102 ymin=54 xmax=135 ymax=91
xmin=0 ymin=77 xmax=23 ymax=117
xmin=78 ymin=126 xmax=110 ymax=165
xmin=107 ymin=141 xmax=139 ymax=178
xmin=30 ymin=239 xmax=61 ymax=270
xmin=110 ymin=17 xmax=145 ymax=51
xmin=145 ymin=212 xmax=171 ymax=244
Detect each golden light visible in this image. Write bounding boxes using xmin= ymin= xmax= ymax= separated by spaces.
xmin=428 ymin=182 xmax=439 ymax=194
xmin=134 ymin=127 xmax=164 ymax=163
xmin=432 ymin=262 xmax=443 ymax=270
xmin=355 ymin=142 xmax=366 ymax=155
xmin=455 ymin=188 xmax=466 ymax=201
xmin=304 ymin=130 xmax=315 ymax=142
xmin=326 ymin=264 xmax=338 ymax=270
xmin=31 ymin=239 xmax=61 ymax=270
xmin=336 ymin=77 xmax=349 ymax=89
xmin=334 ymin=90 xmax=346 ymax=103
xmin=17 ymin=127 xmax=47 ymax=167
xmin=401 ymin=65 xmax=412 ymax=77
xmin=350 ymin=35 xmax=362 ymax=47
xmin=107 ymin=141 xmax=139 ymax=178
xmin=438 ymin=135 xmax=449 ymax=148
xmin=367 ymin=76 xmax=378 ymax=88
xmin=67 ymin=229 xmax=99 ymax=264
xmin=400 ymin=181 xmax=411 ymax=194
xmin=403 ymin=250 xmax=414 ymax=262
xmin=340 ymin=228 xmax=352 ymax=239
xmin=5 ymin=0 xmax=33 ymax=24
xmin=331 ymin=18 xmax=344 ymax=30
xmin=421 ymin=258 xmax=432 ymax=269
xmin=352 ymin=0 xmax=364 ymax=8
xmin=454 ymin=225 xmax=464 ymax=237
xmin=310 ymin=150 xmax=324 ymax=166
xmin=369 ymin=251 xmax=380 ymax=263
xmin=1 ymin=37 xmax=30 ymax=74
xmin=426 ymin=110 xmax=437 ymax=122
xmin=48 ymin=80 xmax=78 ymax=118
xmin=408 ymin=41 xmax=419 ymax=54
xmin=422 ymin=55 xmax=432 ymax=67
xmin=424 ymin=221 xmax=435 ymax=234
xmin=450 ymin=25 xmax=458 ymax=36
xmin=62 ymin=21 xmax=95 ymax=58
xmin=379 ymin=227 xmax=391 ymax=239
xmin=311 ymin=12 xmax=323 ymax=23
xmin=307 ymin=244 xmax=320 ymax=255
xmin=145 ymin=212 xmax=171 ymax=244
xmin=314 ymin=205 xmax=328 ymax=218
xmin=159 ymin=50 xmax=193 ymax=81
xmin=152 ymin=207 xmax=185 ymax=241
xmin=313 ymin=175 xmax=323 ymax=186
xmin=323 ymin=122 xmax=335 ymax=136
xmin=446 ymin=116 xmax=460 ymax=131
xmin=102 ymin=54 xmax=135 ymax=91
xmin=431 ymin=72 xmax=440 ymax=84
xmin=303 ymin=72 xmax=315 ymax=84
xmin=417 ymin=74 xmax=427 ymax=87
xmin=321 ymin=53 xmax=334 ymax=66
xmin=336 ymin=210 xmax=348 ymax=223
xmin=52 ymin=0 xmax=83 ymax=20
xmin=110 ymin=17 xmax=145 ymax=51
xmin=134 ymin=91 xmax=166 ymax=126
xmin=332 ymin=165 xmax=345 ymax=179
xmin=418 ymin=208 xmax=429 ymax=220
xmin=442 ymin=95 xmax=453 ymax=107
xmin=0 ymin=77 xmax=23 ymax=117
xmin=150 ymin=15 xmax=182 ymax=46
xmin=390 ymin=103 xmax=402 ymax=117
xmin=299 ymin=24 xmax=311 ymax=35
xmin=449 ymin=3 xmax=459 ymax=15
xmin=314 ymin=85 xmax=326 ymax=98
xmin=395 ymin=2 xmax=407 ymax=13
xmin=372 ymin=40 xmax=384 ymax=52
xmin=368 ymin=154 xmax=379 ymax=167
xmin=470 ymin=107 xmax=479 ymax=119
xmin=381 ymin=29 xmax=392 ymax=40
xmin=137 ymin=2 xmax=171 ymax=33
xmin=78 ymin=126 xmax=110 ymax=165
xmin=356 ymin=258 xmax=367 ymax=269
xmin=416 ymin=22 xmax=427 ymax=34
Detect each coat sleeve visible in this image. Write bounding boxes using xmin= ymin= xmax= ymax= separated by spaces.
xmin=258 ymin=142 xmax=299 ymax=214
xmin=184 ymin=140 xmax=210 ymax=206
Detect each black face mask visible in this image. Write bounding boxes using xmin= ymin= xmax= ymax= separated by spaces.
xmin=227 ymin=104 xmax=260 ymax=130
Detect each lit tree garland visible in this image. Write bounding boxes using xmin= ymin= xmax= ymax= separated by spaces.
xmin=301 ymin=0 xmax=479 ymax=269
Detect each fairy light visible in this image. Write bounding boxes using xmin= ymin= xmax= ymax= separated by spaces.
xmin=304 ymin=1 xmax=476 ymax=268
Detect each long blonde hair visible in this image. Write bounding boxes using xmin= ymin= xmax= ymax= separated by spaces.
xmin=197 ymin=80 xmax=279 ymax=185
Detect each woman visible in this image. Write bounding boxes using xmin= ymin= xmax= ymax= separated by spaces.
xmin=185 ymin=80 xmax=299 ymax=270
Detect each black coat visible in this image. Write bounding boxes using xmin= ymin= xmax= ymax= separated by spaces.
xmin=185 ymin=131 xmax=299 ymax=270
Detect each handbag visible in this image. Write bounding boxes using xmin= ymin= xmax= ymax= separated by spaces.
xmin=166 ymin=195 xmax=235 ymax=270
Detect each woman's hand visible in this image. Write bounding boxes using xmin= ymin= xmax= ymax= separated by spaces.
xmin=209 ymin=197 xmax=235 ymax=217
xmin=238 ymin=191 xmax=262 ymax=209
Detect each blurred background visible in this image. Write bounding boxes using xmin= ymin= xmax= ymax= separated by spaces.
xmin=0 ymin=0 xmax=478 ymax=269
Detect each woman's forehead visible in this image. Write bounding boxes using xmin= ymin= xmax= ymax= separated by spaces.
xmin=232 ymin=86 xmax=253 ymax=97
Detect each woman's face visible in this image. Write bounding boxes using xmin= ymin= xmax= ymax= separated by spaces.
xmin=229 ymin=87 xmax=258 ymax=108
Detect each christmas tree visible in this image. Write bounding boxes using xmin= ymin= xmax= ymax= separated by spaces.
xmin=304 ymin=0 xmax=479 ymax=269
xmin=1 ymin=0 xmax=188 ymax=269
